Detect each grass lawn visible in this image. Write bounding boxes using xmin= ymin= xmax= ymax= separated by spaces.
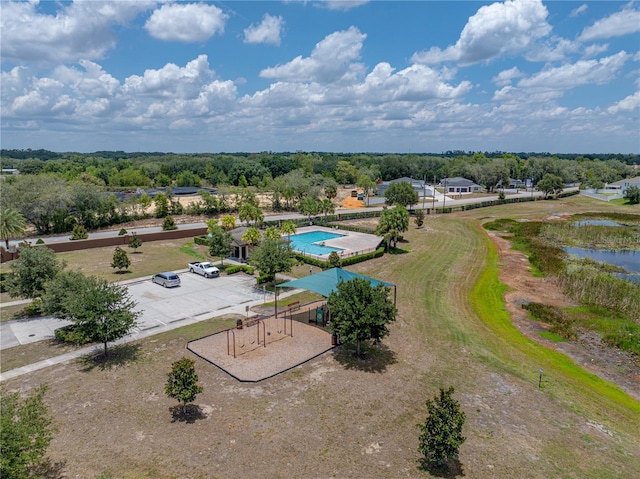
xmin=2 ymin=195 xmax=639 ymax=478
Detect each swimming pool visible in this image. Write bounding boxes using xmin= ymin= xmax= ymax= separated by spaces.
xmin=288 ymin=231 xmax=345 ymax=256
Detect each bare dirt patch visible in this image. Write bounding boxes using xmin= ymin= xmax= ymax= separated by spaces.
xmin=487 ymin=230 xmax=640 ymax=401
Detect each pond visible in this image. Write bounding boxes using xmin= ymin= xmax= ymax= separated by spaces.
xmin=563 ymin=247 xmax=640 ymax=284
xmin=572 ymin=220 xmax=623 ymax=227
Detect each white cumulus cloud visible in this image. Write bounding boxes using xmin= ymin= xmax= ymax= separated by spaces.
xmin=244 ymin=14 xmax=285 ymax=45
xmin=579 ymin=6 xmax=640 ymax=41
xmin=315 ymin=0 xmax=370 ymax=11
xmin=412 ymin=0 xmax=551 ymax=65
xmin=145 ymin=3 xmax=228 ymax=42
xmin=608 ymin=91 xmax=640 ymax=114
xmin=260 ymin=26 xmax=366 ymax=84
xmin=0 ymin=0 xmax=154 ymax=64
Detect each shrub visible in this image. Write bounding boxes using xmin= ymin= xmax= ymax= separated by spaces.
xmin=22 ymin=299 xmax=43 ymax=317
xmin=35 ymin=238 xmax=45 ymax=244
xmin=225 ymin=265 xmax=255 ymax=275
xmin=194 ymin=235 xmax=209 ymax=246
xmin=118 ymin=228 xmax=128 ymax=236
xmin=162 ymin=216 xmax=177 ymax=231
xmin=70 ymin=224 xmax=88 ymax=240
xmin=257 ymin=274 xmax=274 ymax=284
xmin=54 ymin=324 xmax=93 ymax=344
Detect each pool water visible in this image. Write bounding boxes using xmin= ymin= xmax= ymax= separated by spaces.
xmin=288 ymin=231 xmax=345 ymax=256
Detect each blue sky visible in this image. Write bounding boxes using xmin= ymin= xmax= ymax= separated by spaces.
xmin=1 ymin=0 xmax=639 ymax=154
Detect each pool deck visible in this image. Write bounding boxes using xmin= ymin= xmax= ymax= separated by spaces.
xmin=293 ymin=225 xmax=383 ymax=259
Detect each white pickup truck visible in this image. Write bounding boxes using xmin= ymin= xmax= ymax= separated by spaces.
xmin=187 ymin=262 xmax=220 ymax=278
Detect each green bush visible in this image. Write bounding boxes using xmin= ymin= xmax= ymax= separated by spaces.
xmin=118 ymin=228 xmax=127 ymax=236
xmin=35 ymin=238 xmax=45 ymax=244
xmin=194 ymin=235 xmax=209 ymax=246
xmin=0 ymin=271 xmax=7 ymax=293
xmin=162 ymin=216 xmax=177 ymax=231
xmin=70 ymin=224 xmax=88 ymax=240
xmin=225 ymin=265 xmax=255 ymax=275
xmin=23 ymin=299 xmax=43 ymax=317
xmin=257 ymin=274 xmax=274 ymax=284
xmin=522 ymin=302 xmax=576 ymax=341
xmin=54 ymin=324 xmax=93 ymax=345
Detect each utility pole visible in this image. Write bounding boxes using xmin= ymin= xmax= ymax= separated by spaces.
xmin=432 ymin=175 xmax=436 ymax=210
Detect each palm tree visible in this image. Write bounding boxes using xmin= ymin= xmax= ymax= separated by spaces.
xmin=220 ymin=215 xmax=236 ymax=231
xmin=0 ymin=208 xmax=27 ymax=249
xmin=241 ymin=227 xmax=261 ymax=252
xmin=280 ymin=221 xmax=297 ymax=242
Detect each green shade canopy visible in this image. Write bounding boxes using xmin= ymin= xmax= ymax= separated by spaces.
xmin=277 ymin=268 xmax=395 ymax=298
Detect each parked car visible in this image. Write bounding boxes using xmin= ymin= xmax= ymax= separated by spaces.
xmin=188 ymin=261 xmax=220 ymax=278
xmin=151 ymin=272 xmax=181 ymax=288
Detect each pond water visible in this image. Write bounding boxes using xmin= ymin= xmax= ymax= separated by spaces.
xmin=572 ymin=220 xmax=623 ymax=227
xmin=563 ymin=247 xmax=640 ymax=284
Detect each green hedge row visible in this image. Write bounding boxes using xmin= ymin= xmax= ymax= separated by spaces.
xmin=225 ymin=265 xmax=254 ymax=275
xmin=194 ymin=235 xmax=208 ymax=246
xmin=294 ymin=246 xmax=385 ymax=269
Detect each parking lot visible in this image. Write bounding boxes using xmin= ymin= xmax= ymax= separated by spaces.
xmin=129 ymin=270 xmax=264 ymax=332
xmin=1 ymin=271 xmax=272 ymax=349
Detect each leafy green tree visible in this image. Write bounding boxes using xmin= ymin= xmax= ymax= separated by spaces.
xmin=335 ymin=160 xmax=359 ymax=184
xmin=70 ymin=224 xmax=88 ymax=240
xmin=0 ymin=385 xmax=57 ymax=479
xmin=328 ymin=251 xmax=341 ymax=268
xmin=165 ymin=357 xmax=203 ymax=414
xmin=322 ymin=178 xmax=338 ymax=199
xmin=248 ymin=238 xmax=294 ymax=282
xmin=111 ymin=247 xmax=131 ymax=273
xmin=536 ymin=173 xmax=564 ymax=198
xmin=377 ymin=207 xmax=409 ymax=249
xmin=176 ymin=170 xmax=201 ymax=187
xmin=327 ymin=277 xmax=397 ymax=357
xmin=238 ymin=174 xmax=249 ymax=188
xmin=624 ymin=185 xmax=640 ymax=204
xmin=45 ymin=275 xmax=139 ymax=356
xmin=0 ymin=207 xmax=27 ymax=249
xmin=138 ymin=193 xmax=152 ymax=216
xmin=5 ymin=246 xmax=64 ymax=299
xmin=162 ymin=216 xmax=177 ymax=231
xmin=418 ymin=387 xmax=466 ymax=467
xmin=414 ymin=209 xmax=425 ymax=228
xmin=155 ymin=173 xmax=172 ymax=187
xmin=357 ymin=174 xmax=376 ymax=206
xmin=384 ymin=182 xmax=419 ymax=209
xmin=238 ymin=203 xmax=263 ymax=227
xmin=128 ymin=233 xmax=142 ymax=252
xmin=207 ymin=224 xmax=232 ymax=265
xmin=154 ymin=193 xmax=169 ymax=218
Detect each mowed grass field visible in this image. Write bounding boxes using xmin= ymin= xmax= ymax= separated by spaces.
xmin=2 ymin=195 xmax=640 ymax=478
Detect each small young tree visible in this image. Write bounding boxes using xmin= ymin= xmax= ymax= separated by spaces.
xmin=0 ymin=385 xmax=57 ymax=478
xmin=327 ymin=277 xmax=397 ymax=357
xmin=162 ymin=216 xmax=177 ymax=231
xmin=70 ymin=224 xmax=88 ymax=240
xmin=128 ymin=232 xmax=142 ymax=253
xmin=263 ymin=226 xmax=282 ymax=241
xmin=111 ymin=246 xmax=131 ymax=273
xmin=418 ymin=387 xmax=466 ymax=468
xmin=207 ymin=224 xmax=232 ymax=266
xmin=241 ymin=227 xmax=261 ymax=251
xmin=328 ymin=251 xmax=342 ymax=268
xmin=165 ymin=357 xmax=203 ymax=414
xmin=279 ymin=220 xmax=297 ymax=241
xmin=154 ymin=193 xmax=170 ymax=218
xmin=414 ymin=209 xmax=425 ymax=228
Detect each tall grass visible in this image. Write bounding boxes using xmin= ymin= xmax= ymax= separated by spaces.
xmin=539 ymin=222 xmax=640 ymax=249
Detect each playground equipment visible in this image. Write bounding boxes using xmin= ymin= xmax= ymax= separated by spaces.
xmin=226 ymin=315 xmax=293 ymax=358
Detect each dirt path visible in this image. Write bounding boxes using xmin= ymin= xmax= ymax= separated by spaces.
xmin=487 ymin=230 xmax=640 ymax=401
